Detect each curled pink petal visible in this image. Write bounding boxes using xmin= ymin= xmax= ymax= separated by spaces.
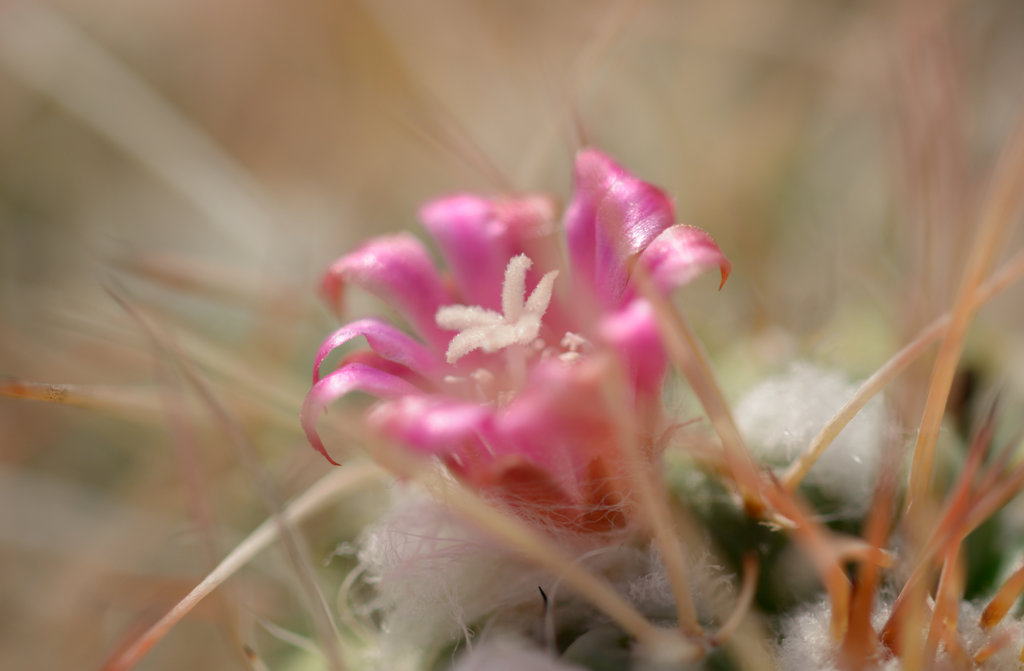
xmin=565 ymin=149 xmax=676 ymax=307
xmin=640 ymin=224 xmax=731 ymax=291
xmin=313 ymin=318 xmax=445 ymax=384
xmin=368 ymin=396 xmax=494 ymax=467
xmin=301 ymin=363 xmax=420 ymax=465
xmin=599 ymin=299 xmax=668 ymax=395
xmin=420 ymin=194 xmax=556 ymax=310
xmin=496 ymin=358 xmax=611 ymax=491
xmin=334 ymin=350 xmax=434 ymax=390
xmin=320 ymin=233 xmax=453 ymax=350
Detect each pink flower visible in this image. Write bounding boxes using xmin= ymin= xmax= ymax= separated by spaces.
xmin=303 ymin=149 xmax=730 ymax=531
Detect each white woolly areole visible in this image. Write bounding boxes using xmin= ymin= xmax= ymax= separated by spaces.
xmin=776 ymin=597 xmax=1024 ymax=671
xmin=354 ymin=493 xmax=547 ymax=665
xmin=352 ymin=492 xmax=738 ymax=670
xmin=776 ymin=596 xmax=899 ymax=671
xmin=436 ymin=254 xmax=558 ymax=364
xmin=734 ymin=362 xmax=889 ymax=514
xmin=450 ymin=637 xmax=586 ymax=671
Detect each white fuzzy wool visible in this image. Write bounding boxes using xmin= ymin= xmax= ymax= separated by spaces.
xmin=354 ymin=492 xmax=551 ymax=665
xmin=955 ymin=601 xmax=1024 ymax=671
xmin=450 ymin=637 xmax=587 ymax=671
xmin=776 ymin=597 xmax=898 ymax=671
xmin=777 ymin=597 xmax=1024 ymax=671
xmin=352 ymin=491 xmax=742 ymax=670
xmin=734 ymin=362 xmax=888 ymax=514
xmin=625 ymin=547 xmax=736 ymax=624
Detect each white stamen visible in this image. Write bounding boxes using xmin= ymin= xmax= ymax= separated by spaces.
xmin=436 ymin=305 xmax=503 ymax=330
xmin=435 ymin=254 xmax=559 ymax=364
xmin=501 ymin=254 xmax=531 ymax=322
xmin=560 ymin=332 xmax=588 ymax=352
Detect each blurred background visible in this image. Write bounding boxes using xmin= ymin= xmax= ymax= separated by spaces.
xmin=2 ymin=0 xmax=1024 ymax=668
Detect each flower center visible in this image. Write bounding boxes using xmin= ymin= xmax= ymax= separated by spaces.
xmin=435 ymin=254 xmax=559 ymax=365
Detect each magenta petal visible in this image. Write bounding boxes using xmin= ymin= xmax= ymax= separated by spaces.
xmin=420 ymin=194 xmax=555 ymax=309
xmin=495 ymin=359 xmax=606 ymax=489
xmin=301 ymin=363 xmax=420 ymax=465
xmin=368 ymin=396 xmax=494 ymax=466
xmin=640 ymin=224 xmax=732 ymax=292
xmin=565 ymin=149 xmax=676 ymax=307
xmin=313 ymin=318 xmax=445 ymax=384
xmin=320 ymin=233 xmax=453 ymax=350
xmin=599 ymin=300 xmax=668 ymax=395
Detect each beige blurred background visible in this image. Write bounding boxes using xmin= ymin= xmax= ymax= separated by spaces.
xmin=2 ymin=1 xmax=1024 ymax=668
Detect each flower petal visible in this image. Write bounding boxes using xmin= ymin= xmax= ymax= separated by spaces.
xmin=599 ymin=299 xmax=668 ymax=395
xmin=473 ymin=456 xmax=580 ymax=526
xmin=565 ymin=149 xmax=676 ymax=307
xmin=639 ymin=224 xmax=731 ymax=292
xmin=368 ymin=395 xmax=494 ymax=468
xmin=496 ymin=358 xmax=612 ymax=489
xmin=301 ymin=363 xmax=420 ymax=465
xmin=419 ymin=194 xmax=556 ymax=310
xmin=320 ymin=233 xmax=453 ymax=350
xmin=313 ymin=318 xmax=445 ymax=384
xmin=334 ymin=351 xmax=433 ymax=389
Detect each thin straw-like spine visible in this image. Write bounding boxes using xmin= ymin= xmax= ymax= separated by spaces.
xmin=761 ymin=481 xmax=851 ymax=642
xmin=782 ymin=246 xmax=1024 ymax=492
xmin=709 ymin=553 xmax=758 ymax=647
xmin=632 ymin=269 xmax=763 ymax=514
xmin=907 ymin=110 xmax=1024 ymax=514
xmin=103 ymin=287 xmax=351 ymax=671
xmin=0 ymin=379 xmax=164 ymax=417
xmin=600 ymin=359 xmax=704 ymax=640
xmin=923 ymin=547 xmax=964 ymax=668
xmin=981 ymin=562 xmax=1024 ymax=630
xmin=102 ymin=461 xmax=385 ymax=671
xmin=0 ymin=4 xmax=281 ymax=256
xmin=841 ymin=460 xmax=897 ymax=669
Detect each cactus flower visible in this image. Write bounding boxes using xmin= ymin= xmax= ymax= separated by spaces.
xmin=303 ymin=149 xmax=730 ymax=530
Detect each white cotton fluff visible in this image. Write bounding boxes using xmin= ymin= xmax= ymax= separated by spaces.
xmin=776 ymin=597 xmax=891 ymax=671
xmin=351 ymin=489 xmax=742 ymax=670
xmin=776 ymin=597 xmax=1024 ymax=671
xmin=624 ymin=547 xmax=736 ymax=625
xmin=954 ymin=601 xmax=1024 ymax=671
xmin=352 ymin=491 xmax=554 ymax=669
xmin=734 ymin=362 xmax=889 ymax=516
xmin=449 ymin=637 xmax=586 ymax=671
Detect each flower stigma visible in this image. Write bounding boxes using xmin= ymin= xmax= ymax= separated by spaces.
xmin=435 ymin=254 xmax=559 ymax=365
